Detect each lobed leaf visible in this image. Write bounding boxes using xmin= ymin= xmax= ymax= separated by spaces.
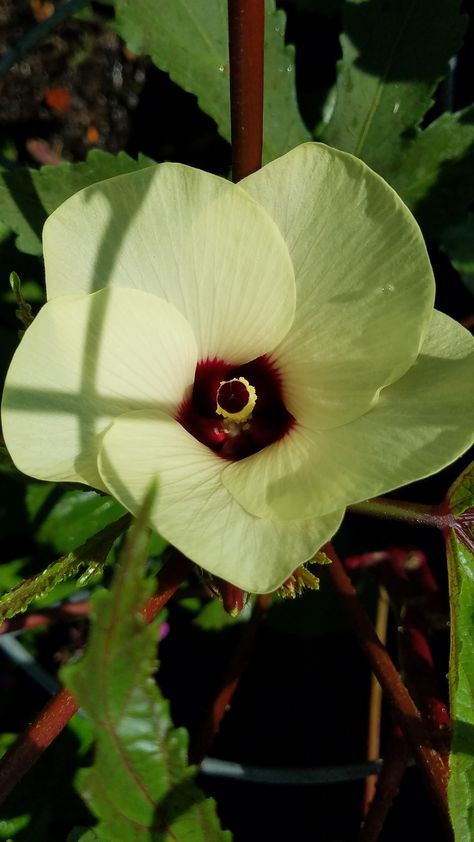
xmin=0 ymin=151 xmax=155 ymax=256
xmin=446 ymin=464 xmax=474 ymax=840
xmin=63 ymin=499 xmax=231 ymax=841
xmin=323 ymin=0 xmax=467 ymax=180
xmin=114 ymin=0 xmax=309 ymax=164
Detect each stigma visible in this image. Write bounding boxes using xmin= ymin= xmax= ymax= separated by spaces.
xmin=216 ymin=377 xmax=257 ymax=423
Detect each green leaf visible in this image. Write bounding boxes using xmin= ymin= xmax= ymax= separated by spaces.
xmin=63 ymin=501 xmax=231 ymax=841
xmin=0 ymin=558 xmax=26 ymax=594
xmin=448 ymin=461 xmax=474 ymax=518
xmin=392 ymin=105 xmax=474 ymax=238
xmin=114 ymin=0 xmax=309 ymax=163
xmin=0 ymin=150 xmax=155 ymax=256
xmin=67 ymin=830 xmax=101 ymax=842
xmin=26 ymin=485 xmax=127 ymax=554
xmin=446 ymin=465 xmax=474 ymax=840
xmin=0 ymin=514 xmax=130 ymax=622
xmin=442 ymin=214 xmax=474 ymax=295
xmin=324 ymin=0 xmax=467 ymax=179
xmin=193 ymin=596 xmax=249 ymax=630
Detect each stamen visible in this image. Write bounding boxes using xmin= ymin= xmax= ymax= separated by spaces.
xmin=216 ymin=376 xmax=257 ymax=423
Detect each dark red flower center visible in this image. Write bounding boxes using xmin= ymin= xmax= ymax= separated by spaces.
xmin=177 ymin=355 xmax=295 ymax=461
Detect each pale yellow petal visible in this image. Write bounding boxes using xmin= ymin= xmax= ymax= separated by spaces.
xmin=1 ymin=289 xmax=197 ymax=487
xmin=44 ymin=163 xmax=296 ymax=363
xmin=98 ymin=410 xmax=344 ymax=593
xmin=242 ymin=143 xmax=435 ymax=428
xmin=223 ymin=311 xmax=474 ymax=520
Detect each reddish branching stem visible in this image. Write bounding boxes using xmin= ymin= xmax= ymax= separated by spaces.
xmin=363 ymin=585 xmax=390 ymax=817
xmin=228 ymin=0 xmax=265 ymax=182
xmin=323 ymin=544 xmax=453 ymax=840
xmin=359 ymin=728 xmax=411 ymax=842
xmin=0 ymin=687 xmax=79 ymax=806
xmin=349 ymin=497 xmax=456 ymax=530
xmin=189 ymin=594 xmax=269 ymax=765
xmin=141 ymin=553 xmax=192 ymax=624
xmin=398 ymin=611 xmax=451 ymax=759
xmin=371 ymin=550 xmax=451 ymax=758
xmin=0 ymin=552 xmax=192 ymax=806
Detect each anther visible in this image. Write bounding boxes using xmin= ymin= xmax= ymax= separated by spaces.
xmin=216 ymin=377 xmax=257 ymax=423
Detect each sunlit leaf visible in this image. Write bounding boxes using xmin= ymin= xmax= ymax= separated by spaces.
xmin=0 ymin=151 xmax=155 ymax=256
xmin=63 ymin=499 xmax=231 ymax=841
xmin=324 ymin=0 xmax=467 ymax=180
xmin=114 ymin=0 xmax=309 ymax=163
xmin=446 ymin=463 xmax=474 ymax=840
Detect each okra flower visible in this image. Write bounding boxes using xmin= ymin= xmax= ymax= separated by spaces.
xmin=2 ymin=144 xmax=473 ymax=592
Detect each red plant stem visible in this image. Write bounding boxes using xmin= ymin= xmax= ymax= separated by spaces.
xmin=141 ymin=553 xmax=191 ymax=624
xmin=363 ymin=585 xmax=390 ymax=817
xmin=349 ymin=497 xmax=455 ymax=530
xmin=398 ymin=609 xmax=451 ymax=758
xmin=228 ymin=0 xmax=265 ymax=181
xmin=374 ymin=553 xmax=451 ymax=756
xmin=189 ymin=594 xmax=269 ymax=765
xmin=323 ymin=544 xmax=453 ymax=840
xmin=0 ymin=552 xmax=191 ymax=806
xmin=0 ymin=687 xmax=79 ymax=806
xmin=359 ymin=728 xmax=411 ymax=842
xmin=0 ymin=600 xmax=91 ymax=635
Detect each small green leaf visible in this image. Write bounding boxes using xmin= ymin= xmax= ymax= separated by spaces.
xmin=0 ymin=514 xmax=130 ymax=622
xmin=114 ymin=0 xmax=309 ymax=163
xmin=63 ymin=500 xmax=231 ymax=841
xmin=446 ymin=465 xmax=474 ymax=840
xmin=194 ymin=596 xmax=249 ymax=630
xmin=392 ymin=105 xmax=474 ymax=238
xmin=0 ymin=558 xmax=26 ymax=594
xmin=66 ymin=830 xmax=101 ymax=842
xmin=324 ymin=0 xmax=467 ymax=180
xmin=442 ymin=214 xmax=474 ymax=295
xmin=0 ymin=812 xmax=31 ymax=838
xmin=0 ymin=150 xmax=155 ymax=256
xmin=26 ymin=484 xmax=127 ymax=554
xmin=448 ymin=460 xmax=474 ymax=517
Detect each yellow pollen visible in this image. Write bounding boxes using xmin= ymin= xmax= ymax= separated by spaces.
xmin=216 ymin=376 xmax=257 ymax=423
